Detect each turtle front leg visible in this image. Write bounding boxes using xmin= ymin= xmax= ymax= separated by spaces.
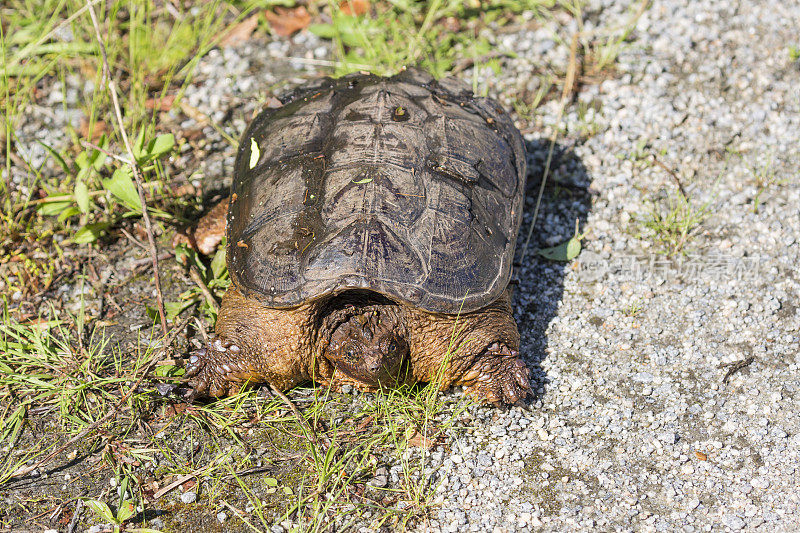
xmin=185 ymin=287 xmax=320 ymax=398
xmin=456 ymin=343 xmax=531 ymax=406
xmin=403 ymin=289 xmax=531 ymax=406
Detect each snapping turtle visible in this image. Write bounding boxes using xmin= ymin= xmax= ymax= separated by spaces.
xmin=182 ymin=68 xmax=530 ymax=405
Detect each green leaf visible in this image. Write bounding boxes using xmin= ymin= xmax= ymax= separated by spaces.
xmin=38 ymin=200 xmax=73 ymax=216
xmin=538 ymin=220 xmax=584 ymax=261
xmin=91 ymin=135 xmax=109 ymax=170
xmin=36 ymin=141 xmax=69 ymax=173
xmin=210 ymin=237 xmax=227 ymax=279
xmin=249 ymin=137 xmax=260 ymax=169
xmin=84 ymin=499 xmax=116 ymax=523
xmin=265 ymin=477 xmax=278 ymax=487
xmin=163 ymin=300 xmax=190 ymax=320
xmin=308 ymin=23 xmax=336 ymax=39
xmin=132 ymin=127 xmax=148 ymax=161
xmin=116 ymin=500 xmax=136 ymax=523
xmin=57 ymin=206 xmax=81 ymax=223
xmin=282 ymin=486 xmax=293 ymax=495
xmin=102 ymin=167 xmax=142 ymax=212
xmin=153 ymin=363 xmax=180 ymax=377
xmin=74 ymin=180 xmax=90 ymax=214
xmin=351 ymin=177 xmax=373 ymax=184
xmin=145 ymin=133 xmax=175 ymax=161
xmin=73 ymin=223 xmax=108 ymax=244
xmin=75 ymin=150 xmax=90 ymax=171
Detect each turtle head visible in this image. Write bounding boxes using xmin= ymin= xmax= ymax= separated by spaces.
xmin=324 ymin=308 xmax=408 ymax=386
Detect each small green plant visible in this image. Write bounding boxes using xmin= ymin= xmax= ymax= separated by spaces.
xmin=538 ymin=219 xmax=585 ymax=261
xmin=84 ymin=496 xmax=159 ymax=533
xmin=789 ymin=45 xmax=800 ymax=62
xmin=311 ymin=0 xmax=557 ymax=78
xmin=749 ymin=154 xmax=787 ymax=213
xmin=621 ymin=299 xmax=644 ymax=317
xmin=34 ymin=128 xmax=176 ymax=243
xmin=639 ymin=192 xmax=712 ymax=255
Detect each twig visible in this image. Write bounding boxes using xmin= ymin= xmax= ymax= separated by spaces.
xmin=66 ymin=499 xmax=83 ymax=533
xmin=189 ymin=264 xmax=219 ymax=312
xmin=8 ymin=316 xmax=190 ymax=480
xmin=721 ymin=356 xmax=756 ymax=384
xmin=152 ymin=472 xmax=196 ymax=499
xmin=451 ymin=51 xmax=514 ymax=74
xmin=268 ymin=384 xmax=323 ymax=452
xmin=120 ymin=227 xmax=147 ymax=251
xmin=220 ymin=500 xmax=262 ymax=533
xmin=651 ymin=154 xmax=689 ymax=199
xmin=130 ymin=252 xmax=172 ymax=267
xmin=78 ymin=139 xmax=132 ymax=165
xmin=86 ymin=1 xmax=168 ymax=337
xmin=520 ymin=33 xmax=580 ymax=263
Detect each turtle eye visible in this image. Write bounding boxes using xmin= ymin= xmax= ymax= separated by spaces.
xmin=388 ymin=340 xmax=397 ymax=353
xmin=346 ymin=348 xmax=358 ymax=362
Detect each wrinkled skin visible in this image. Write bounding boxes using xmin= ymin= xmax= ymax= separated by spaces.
xmin=324 ymin=306 xmax=410 ymax=387
xmin=182 ymin=204 xmax=531 ymax=406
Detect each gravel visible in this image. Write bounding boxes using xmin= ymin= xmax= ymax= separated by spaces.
xmin=9 ymin=0 xmax=799 ymax=531
xmin=424 ymin=1 xmax=800 ymax=531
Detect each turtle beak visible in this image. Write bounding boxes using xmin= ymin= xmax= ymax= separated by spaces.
xmin=364 ymin=352 xmax=383 ymax=374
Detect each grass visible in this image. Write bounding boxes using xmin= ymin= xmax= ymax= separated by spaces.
xmin=0 ymin=0 xmax=640 ymax=530
xmin=639 ymin=190 xmax=713 ymax=256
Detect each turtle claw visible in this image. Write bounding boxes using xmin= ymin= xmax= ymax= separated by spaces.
xmin=460 ymin=343 xmax=532 ymax=406
xmin=184 ymin=337 xmax=247 ymax=398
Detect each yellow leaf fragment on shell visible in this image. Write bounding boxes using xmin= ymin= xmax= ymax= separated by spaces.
xmin=249 ymin=137 xmax=260 ymax=169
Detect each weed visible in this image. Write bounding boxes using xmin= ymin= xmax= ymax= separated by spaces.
xmin=639 ymin=191 xmax=713 ymax=256
xmin=621 ymin=299 xmax=644 ymax=317
xmin=749 ymin=154 xmax=787 ymax=213
xmin=312 ymin=0 xmax=558 ymax=78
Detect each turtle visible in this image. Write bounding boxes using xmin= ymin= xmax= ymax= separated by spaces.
xmin=180 ymin=68 xmax=531 ymax=406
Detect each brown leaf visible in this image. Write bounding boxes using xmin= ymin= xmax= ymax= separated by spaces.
xmin=220 ymin=13 xmax=260 ymax=47
xmin=264 ymin=6 xmax=311 ymax=37
xmin=145 ymin=94 xmax=176 ymax=111
xmin=405 ymin=426 xmax=440 ymax=449
xmin=265 ymin=95 xmax=283 ymax=109
xmin=78 ymin=118 xmax=107 ymax=143
xmin=340 ymin=0 xmax=369 ymax=16
xmin=694 ymin=450 xmax=708 ymax=461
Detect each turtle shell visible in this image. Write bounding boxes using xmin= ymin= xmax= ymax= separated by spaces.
xmin=226 ymin=68 xmax=526 ymax=314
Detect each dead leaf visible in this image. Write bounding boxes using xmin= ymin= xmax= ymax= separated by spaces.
xmin=694 ymin=450 xmax=708 ymax=461
xmin=340 ymin=0 xmax=369 ymax=16
xmin=220 ymin=13 xmax=260 ymax=47
xmin=264 ymin=6 xmax=311 ymax=37
xmin=78 ymin=118 xmax=107 ymax=143
xmin=265 ymin=95 xmax=283 ymax=109
xmin=145 ymin=94 xmax=176 ymax=111
xmin=405 ymin=426 xmax=440 ymax=449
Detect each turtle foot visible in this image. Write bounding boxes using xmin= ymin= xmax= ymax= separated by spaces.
xmin=184 ymin=337 xmax=250 ymax=398
xmin=459 ymin=343 xmax=531 ymax=406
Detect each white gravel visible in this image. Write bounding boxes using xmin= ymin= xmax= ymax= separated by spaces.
xmin=424 ymin=1 xmax=800 ymax=531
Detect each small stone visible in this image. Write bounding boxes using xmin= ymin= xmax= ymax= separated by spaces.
xmin=722 ymin=514 xmax=746 ymax=531
xmin=217 ymin=511 xmax=228 ymax=522
xmin=181 ymin=491 xmax=197 ymax=504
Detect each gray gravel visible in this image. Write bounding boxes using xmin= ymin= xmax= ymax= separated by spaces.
xmin=424 ymin=1 xmax=800 ymax=531
xmin=10 ymin=0 xmax=800 ymax=531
